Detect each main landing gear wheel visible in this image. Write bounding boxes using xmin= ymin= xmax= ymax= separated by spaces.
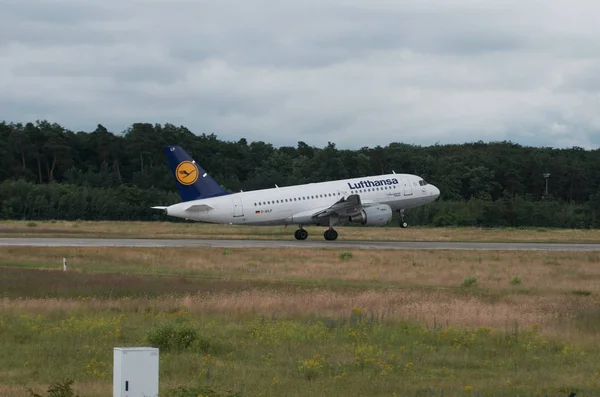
xmin=324 ymin=229 xmax=338 ymax=241
xmin=294 ymin=228 xmax=308 ymax=240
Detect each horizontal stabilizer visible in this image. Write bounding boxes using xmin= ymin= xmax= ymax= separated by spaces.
xmin=185 ymin=204 xmax=213 ymax=212
xmin=151 ymin=206 xmax=167 ymax=210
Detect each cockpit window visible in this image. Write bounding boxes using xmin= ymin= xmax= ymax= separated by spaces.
xmin=418 ymin=180 xmax=428 ymax=186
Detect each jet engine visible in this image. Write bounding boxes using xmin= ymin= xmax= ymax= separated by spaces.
xmin=348 ymin=204 xmax=393 ymax=225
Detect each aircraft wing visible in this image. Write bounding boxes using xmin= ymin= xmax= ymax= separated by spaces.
xmin=311 ymin=194 xmax=363 ymax=219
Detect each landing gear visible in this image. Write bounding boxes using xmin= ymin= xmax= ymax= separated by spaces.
xmin=323 ymin=216 xmax=339 ymax=241
xmin=398 ymin=209 xmax=408 ymax=228
xmin=293 ymin=218 xmax=340 ymax=241
xmin=323 ymin=229 xmax=338 ymax=241
xmin=294 ymin=227 xmax=308 ymax=240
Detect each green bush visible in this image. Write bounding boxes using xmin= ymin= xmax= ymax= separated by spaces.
xmin=26 ymin=379 xmax=80 ymax=397
xmin=339 ymin=252 xmax=353 ymax=260
xmin=571 ymin=289 xmax=592 ymax=296
xmin=146 ymin=322 xmax=198 ymax=351
xmin=461 ymin=276 xmax=477 ymax=288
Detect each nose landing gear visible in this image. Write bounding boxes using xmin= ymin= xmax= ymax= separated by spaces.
xmin=398 ymin=209 xmax=408 ymax=228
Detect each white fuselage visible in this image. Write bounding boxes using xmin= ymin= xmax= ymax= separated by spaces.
xmin=164 ymin=173 xmax=439 ymax=226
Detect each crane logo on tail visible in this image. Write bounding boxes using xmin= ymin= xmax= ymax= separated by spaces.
xmin=175 ymin=161 xmax=199 ymax=185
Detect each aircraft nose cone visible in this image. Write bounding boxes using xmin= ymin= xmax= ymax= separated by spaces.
xmin=430 ymin=185 xmax=440 ymax=199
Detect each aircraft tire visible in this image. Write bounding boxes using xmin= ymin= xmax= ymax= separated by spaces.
xmin=295 ymin=229 xmax=308 ymax=240
xmin=324 ymin=229 xmax=338 ymax=241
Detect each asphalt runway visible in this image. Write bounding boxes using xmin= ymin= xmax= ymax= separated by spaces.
xmin=1 ymin=237 xmax=600 ymax=251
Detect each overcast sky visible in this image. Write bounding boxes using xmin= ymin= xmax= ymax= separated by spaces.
xmin=1 ymin=0 xmax=600 ymax=149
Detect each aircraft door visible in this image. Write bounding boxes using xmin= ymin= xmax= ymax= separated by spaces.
xmin=232 ymin=196 xmax=244 ymax=217
xmin=401 ymin=177 xmax=413 ymax=196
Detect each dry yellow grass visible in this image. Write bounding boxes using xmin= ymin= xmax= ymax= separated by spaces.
xmin=2 ymin=246 xmax=599 ymax=346
xmin=2 ymin=219 xmax=600 ymax=242
xmin=2 ymin=246 xmax=600 ymax=294
xmin=2 ymin=290 xmax=597 ymax=346
xmin=3 ymin=245 xmax=600 ymax=395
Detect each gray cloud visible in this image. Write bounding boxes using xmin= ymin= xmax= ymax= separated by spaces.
xmin=1 ymin=0 xmax=600 ymax=149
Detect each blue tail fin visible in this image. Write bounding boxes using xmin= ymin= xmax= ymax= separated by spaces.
xmin=163 ymin=145 xmax=230 ymax=202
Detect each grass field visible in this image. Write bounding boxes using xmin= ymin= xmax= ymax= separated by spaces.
xmin=1 ymin=245 xmax=600 ymax=396
xmin=2 ymin=220 xmax=600 ymax=243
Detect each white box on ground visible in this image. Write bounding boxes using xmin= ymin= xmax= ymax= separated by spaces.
xmin=113 ymin=347 xmax=159 ymax=397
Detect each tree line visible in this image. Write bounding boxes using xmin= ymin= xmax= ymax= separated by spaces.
xmin=1 ymin=120 xmax=599 ymax=228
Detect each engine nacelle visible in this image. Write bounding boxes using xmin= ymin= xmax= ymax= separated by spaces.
xmin=348 ymin=204 xmax=393 ymax=226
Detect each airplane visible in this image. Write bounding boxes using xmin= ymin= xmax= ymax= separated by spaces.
xmin=152 ymin=145 xmax=440 ymax=241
